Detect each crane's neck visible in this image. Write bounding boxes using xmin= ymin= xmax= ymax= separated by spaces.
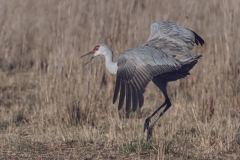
xmin=104 ymin=50 xmax=118 ymax=75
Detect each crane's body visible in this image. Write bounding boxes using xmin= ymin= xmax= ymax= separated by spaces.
xmin=81 ymin=21 xmax=204 ymax=140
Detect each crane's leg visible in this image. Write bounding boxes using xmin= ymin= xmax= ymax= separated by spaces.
xmin=143 ymin=98 xmax=168 ymax=132
xmin=144 ymin=80 xmax=171 ymax=140
xmin=147 ymin=98 xmax=171 ymax=140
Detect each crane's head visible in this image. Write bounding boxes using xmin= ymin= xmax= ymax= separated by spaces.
xmin=80 ymin=44 xmax=112 ymax=66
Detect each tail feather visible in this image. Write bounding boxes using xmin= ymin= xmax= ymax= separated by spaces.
xmin=152 ymin=55 xmax=202 ymax=82
xmin=178 ymin=55 xmax=202 ymax=75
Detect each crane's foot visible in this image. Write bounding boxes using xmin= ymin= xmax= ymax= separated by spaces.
xmin=147 ymin=125 xmax=154 ymax=141
xmin=144 ymin=117 xmax=151 ymax=132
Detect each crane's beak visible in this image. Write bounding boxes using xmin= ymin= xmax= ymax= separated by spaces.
xmin=80 ymin=51 xmax=94 ymax=58
xmin=80 ymin=51 xmax=95 ymax=66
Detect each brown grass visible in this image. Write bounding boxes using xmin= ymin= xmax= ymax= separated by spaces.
xmin=0 ymin=0 xmax=239 ymax=159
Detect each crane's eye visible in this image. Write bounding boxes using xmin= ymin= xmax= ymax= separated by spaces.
xmin=93 ymin=45 xmax=100 ymax=52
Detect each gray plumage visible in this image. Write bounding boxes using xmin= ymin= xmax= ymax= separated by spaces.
xmin=81 ymin=21 xmax=204 ymax=140
xmin=113 ymin=46 xmax=201 ymax=112
xmin=113 ymin=21 xmax=204 ymax=113
xmin=144 ymin=21 xmax=204 ymax=60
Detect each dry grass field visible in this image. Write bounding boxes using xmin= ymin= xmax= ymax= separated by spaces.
xmin=0 ymin=0 xmax=239 ymax=159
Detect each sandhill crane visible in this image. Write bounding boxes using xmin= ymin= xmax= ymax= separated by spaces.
xmin=81 ymin=21 xmax=204 ymax=140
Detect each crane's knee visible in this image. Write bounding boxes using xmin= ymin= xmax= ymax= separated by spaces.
xmin=165 ymin=98 xmax=171 ymax=107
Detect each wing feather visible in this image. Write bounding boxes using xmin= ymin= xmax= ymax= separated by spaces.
xmin=144 ymin=21 xmax=204 ymax=60
xmin=125 ymin=82 xmax=131 ymax=112
xmin=113 ymin=77 xmax=120 ymax=103
xmin=131 ymin=86 xmax=138 ymax=112
xmin=113 ymin=46 xmax=183 ymax=112
xmin=118 ymin=80 xmax=125 ymax=110
xmin=113 ymin=21 xmax=204 ymax=112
